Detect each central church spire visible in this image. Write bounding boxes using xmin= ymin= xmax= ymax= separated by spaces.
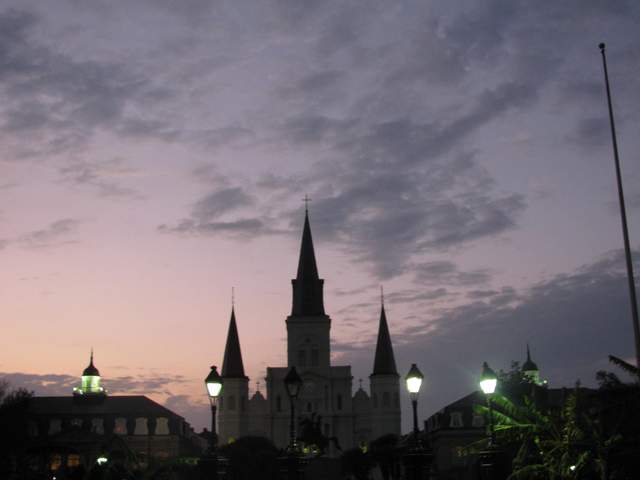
xmin=221 ymin=307 xmax=246 ymax=378
xmin=291 ymin=208 xmax=325 ymax=316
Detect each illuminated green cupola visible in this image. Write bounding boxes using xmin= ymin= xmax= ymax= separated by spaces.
xmin=522 ymin=344 xmax=543 ymax=386
xmin=73 ymin=349 xmax=106 ymax=396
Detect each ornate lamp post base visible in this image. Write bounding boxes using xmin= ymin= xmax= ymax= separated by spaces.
xmin=277 ymin=451 xmax=306 ymax=480
xmin=402 ymin=447 xmax=432 ymax=480
xmin=199 ymin=454 xmax=219 ymax=480
xmin=478 ymin=447 xmax=504 ymax=480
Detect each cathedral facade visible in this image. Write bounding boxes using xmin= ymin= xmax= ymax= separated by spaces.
xmin=216 ymin=209 xmax=401 ymax=450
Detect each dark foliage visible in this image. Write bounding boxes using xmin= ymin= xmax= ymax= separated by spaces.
xmin=0 ymin=380 xmax=34 ymax=478
xmin=340 ymin=447 xmax=373 ymax=480
xmin=217 ymin=436 xmax=279 ymax=480
xmin=369 ymin=434 xmax=401 ymax=480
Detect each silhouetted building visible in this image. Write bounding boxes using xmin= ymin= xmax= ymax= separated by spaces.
xmin=216 ymin=208 xmax=401 ymax=451
xmin=23 ymin=353 xmax=202 ymax=476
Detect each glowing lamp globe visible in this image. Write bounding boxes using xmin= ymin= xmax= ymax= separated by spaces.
xmin=405 ymin=363 xmax=424 ymax=396
xmin=205 ymin=366 xmax=223 ymax=399
xmin=284 ymin=366 xmax=303 ymax=399
xmin=479 ymin=362 xmax=497 ymax=395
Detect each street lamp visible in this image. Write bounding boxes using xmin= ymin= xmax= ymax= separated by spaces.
xmin=405 ymin=363 xmax=424 ymax=439
xmin=479 ymin=362 xmax=497 ymax=446
xmin=205 ymin=365 xmax=223 ymax=453
xmin=403 ymin=363 xmax=431 ymax=480
xmin=284 ymin=366 xmax=303 ymax=451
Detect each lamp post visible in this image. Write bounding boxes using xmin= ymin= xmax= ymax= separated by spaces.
xmin=280 ymin=366 xmax=304 ymax=480
xmin=283 ymin=366 xmax=303 ymax=451
xmin=479 ymin=362 xmax=497 ymax=446
xmin=405 ymin=363 xmax=424 ymax=442
xmin=203 ymin=365 xmax=222 ymax=480
xmin=479 ymin=362 xmax=500 ymax=480
xmin=403 ymin=363 xmax=431 ymax=480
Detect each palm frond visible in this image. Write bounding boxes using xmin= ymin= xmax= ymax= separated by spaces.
xmin=608 ymin=355 xmax=640 ymax=380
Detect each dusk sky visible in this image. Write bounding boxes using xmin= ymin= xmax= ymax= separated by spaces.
xmin=1 ymin=0 xmax=639 ymax=433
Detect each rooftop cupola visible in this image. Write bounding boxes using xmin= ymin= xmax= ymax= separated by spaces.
xmin=74 ymin=349 xmax=105 ymax=396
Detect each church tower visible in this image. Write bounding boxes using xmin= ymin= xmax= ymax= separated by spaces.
xmin=286 ymin=207 xmax=331 ymax=369
xmin=369 ymin=295 xmax=401 ymax=439
xmin=218 ymin=306 xmax=249 ymax=443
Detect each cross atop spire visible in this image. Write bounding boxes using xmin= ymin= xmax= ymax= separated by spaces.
xmin=380 ymin=286 xmax=384 ymax=307
xmin=303 ymin=194 xmax=311 ymax=212
xmin=232 ymin=287 xmax=235 ymax=308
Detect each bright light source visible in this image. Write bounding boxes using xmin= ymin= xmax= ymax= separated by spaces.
xmin=96 ymin=456 xmax=108 ymax=465
xmin=480 ymin=378 xmax=497 ymax=395
xmin=479 ymin=362 xmax=498 ymax=394
xmin=405 ymin=363 xmax=424 ymax=395
xmin=204 ymin=366 xmax=223 ymax=398
xmin=569 ymin=465 xmax=576 ymax=472
xmin=406 ymin=376 xmax=422 ymax=394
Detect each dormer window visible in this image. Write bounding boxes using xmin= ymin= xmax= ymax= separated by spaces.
xmin=450 ymin=411 xmax=463 ymax=428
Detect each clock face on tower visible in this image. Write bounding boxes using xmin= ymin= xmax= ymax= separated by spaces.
xmin=303 ymin=380 xmax=315 ymax=394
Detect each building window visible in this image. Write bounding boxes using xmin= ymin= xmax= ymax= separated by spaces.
xmin=70 ymin=418 xmax=82 ymax=428
xmin=228 ymin=395 xmax=236 ymax=411
xmin=298 ymin=349 xmax=307 ymax=367
xmin=241 ymin=396 xmax=246 ymax=412
xmin=372 ymin=394 xmax=378 ymax=408
xmin=311 ymin=348 xmax=319 ymax=367
xmin=324 ymin=424 xmax=330 ymax=436
xmin=67 ymin=454 xmax=81 ymax=468
xmin=450 ymin=412 xmax=463 ymax=428
xmin=156 ymin=417 xmax=170 ymax=435
xmin=49 ymin=419 xmax=62 ymax=435
xmin=27 ymin=420 xmax=38 ymax=437
xmin=307 ymin=402 xmax=312 ymax=412
xmin=135 ymin=417 xmax=149 ymax=435
xmin=337 ymin=394 xmax=342 ymax=411
xmin=49 ymin=454 xmax=62 ymax=471
xmin=383 ymin=392 xmax=390 ymax=407
xmin=276 ymin=395 xmax=282 ymax=412
xmin=219 ymin=396 xmax=224 ymax=411
xmin=92 ymin=418 xmax=104 ymax=435
xmin=114 ymin=417 xmax=127 ymax=435
xmin=394 ymin=392 xmax=400 ymax=408
xmin=472 ymin=414 xmax=485 ymax=427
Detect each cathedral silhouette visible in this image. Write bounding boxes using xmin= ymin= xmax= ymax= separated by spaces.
xmin=216 ymin=208 xmax=401 ymax=450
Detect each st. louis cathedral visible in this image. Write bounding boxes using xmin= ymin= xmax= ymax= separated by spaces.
xmin=216 ymin=209 xmax=401 ymax=450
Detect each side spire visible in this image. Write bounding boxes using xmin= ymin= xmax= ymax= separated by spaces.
xmin=372 ymin=290 xmax=398 ymax=376
xmin=522 ymin=343 xmax=538 ymax=372
xmin=221 ymin=305 xmax=247 ymax=378
xmin=291 ymin=206 xmax=325 ymax=316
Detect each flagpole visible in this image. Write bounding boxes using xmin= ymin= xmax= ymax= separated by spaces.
xmin=599 ymin=43 xmax=640 ymax=368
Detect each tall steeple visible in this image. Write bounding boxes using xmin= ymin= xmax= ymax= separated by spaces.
xmin=372 ymin=289 xmax=398 ymax=376
xmin=221 ymin=307 xmax=247 ymax=378
xmin=291 ymin=208 xmax=325 ymax=316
